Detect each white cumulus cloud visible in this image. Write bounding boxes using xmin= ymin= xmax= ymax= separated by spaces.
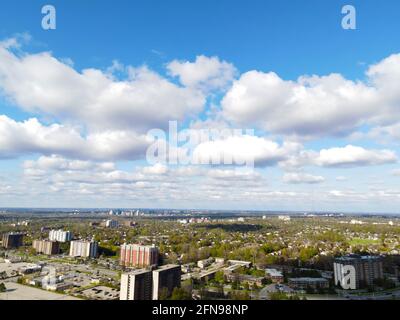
xmin=0 ymin=116 xmax=151 ymax=160
xmin=0 ymin=39 xmax=205 ymax=132
xmin=315 ymin=145 xmax=397 ymax=168
xmin=222 ymin=54 xmax=400 ymax=138
xmin=167 ymin=55 xmax=237 ymax=92
xmin=192 ymin=135 xmax=294 ymax=167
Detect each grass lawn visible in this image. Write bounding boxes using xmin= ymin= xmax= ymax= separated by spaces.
xmin=349 ymin=238 xmax=380 ymax=246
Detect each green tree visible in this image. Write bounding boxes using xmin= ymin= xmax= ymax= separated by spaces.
xmin=159 ymin=287 xmax=170 ymax=300
xmin=170 ymin=287 xmax=192 ymax=300
xmin=214 ymin=271 xmax=225 ymax=284
xmin=231 ymin=280 xmax=240 ymax=290
xmin=230 ymin=290 xmax=250 ymax=300
xmin=269 ymin=292 xmax=300 ymax=300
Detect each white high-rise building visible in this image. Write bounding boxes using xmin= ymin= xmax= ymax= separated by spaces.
xmin=69 ymin=240 xmax=98 ymax=258
xmin=120 ymin=269 xmax=153 ymax=300
xmin=334 ymin=255 xmax=383 ymax=289
xmin=120 ymin=265 xmax=181 ymax=301
xmin=152 ymin=265 xmax=181 ymax=300
xmin=49 ymin=230 xmax=72 ymax=242
xmin=105 ymin=220 xmax=119 ymax=228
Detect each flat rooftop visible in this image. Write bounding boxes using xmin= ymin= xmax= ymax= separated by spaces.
xmin=153 ymin=264 xmax=180 ymax=272
xmin=80 ymin=285 xmax=119 ymax=300
xmin=126 ymin=269 xmax=151 ymax=276
xmin=0 ymin=282 xmax=80 ymax=300
xmin=288 ymin=277 xmax=328 ymax=282
xmin=266 ymin=268 xmax=283 ymax=277
xmin=0 ymin=262 xmax=36 ymax=274
xmin=335 ymin=255 xmax=382 ymax=262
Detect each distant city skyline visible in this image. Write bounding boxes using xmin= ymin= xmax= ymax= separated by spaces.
xmin=1 ymin=0 xmax=400 ymax=212
xmin=1 ymin=207 xmax=399 ymax=216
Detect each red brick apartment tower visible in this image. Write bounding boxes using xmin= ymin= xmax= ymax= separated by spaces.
xmin=120 ymin=244 xmax=159 ymax=268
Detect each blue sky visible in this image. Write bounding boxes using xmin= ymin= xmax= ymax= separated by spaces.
xmin=2 ymin=0 xmax=400 ymax=79
xmin=1 ymin=0 xmax=400 ymax=212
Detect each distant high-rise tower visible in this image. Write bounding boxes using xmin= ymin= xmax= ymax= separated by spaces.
xmin=49 ymin=230 xmax=72 ymax=242
xmin=1 ymin=233 xmax=24 ymax=249
xmin=32 ymin=240 xmax=60 ymax=255
xmin=69 ymin=240 xmax=98 ymax=258
xmin=105 ymin=220 xmax=119 ymax=228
